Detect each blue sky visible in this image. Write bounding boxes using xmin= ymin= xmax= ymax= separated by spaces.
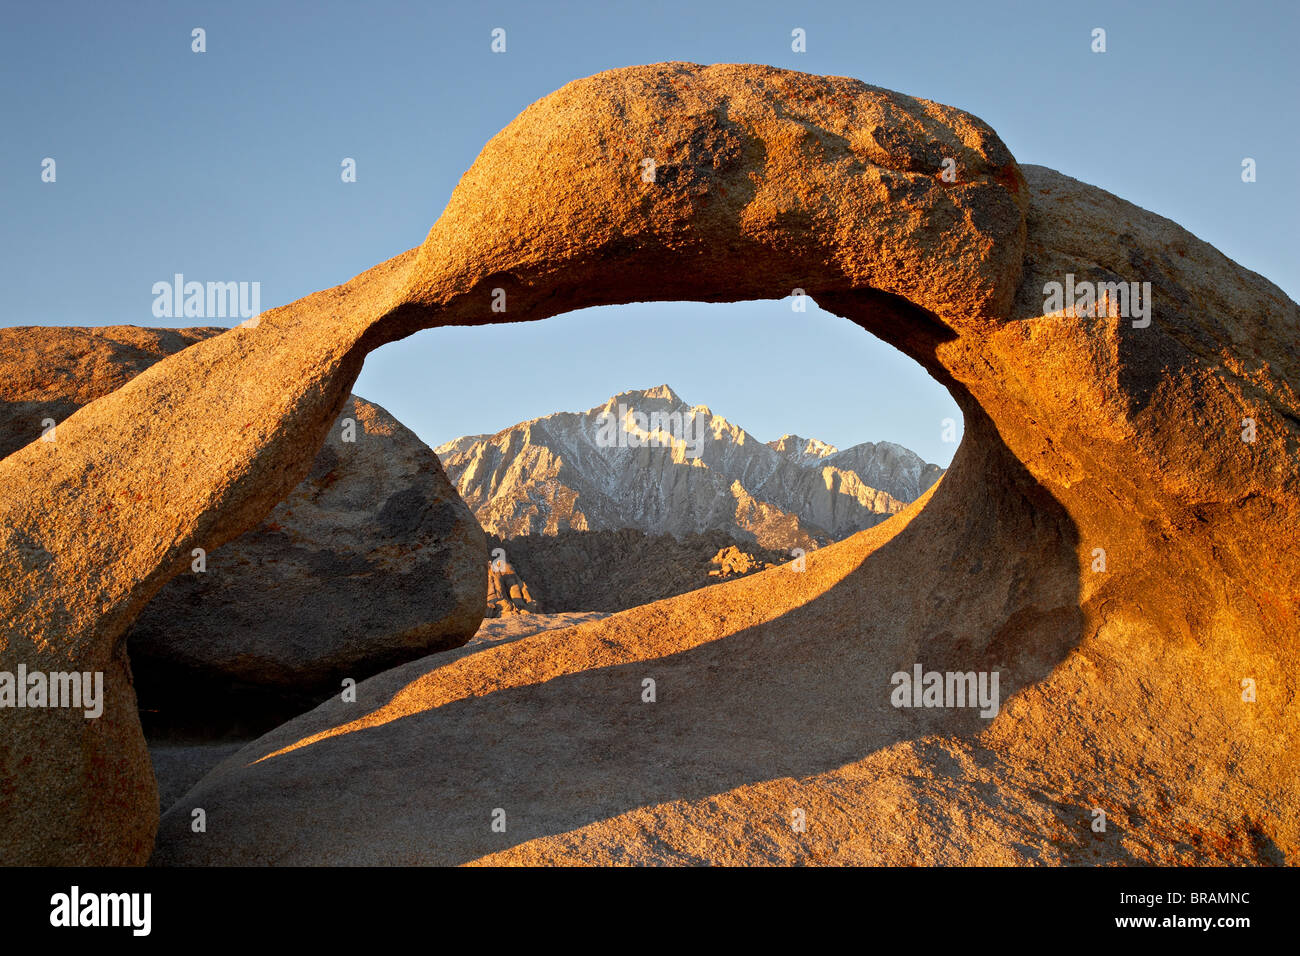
xmin=2 ymin=0 xmax=1295 ymax=466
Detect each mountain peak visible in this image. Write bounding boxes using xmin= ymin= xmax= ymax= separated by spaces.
xmin=604 ymin=384 xmax=684 ymax=409
xmin=436 ymin=388 xmax=944 ymax=546
xmin=638 ymin=384 xmax=681 ymax=402
xmin=767 ymin=434 xmax=839 ymax=463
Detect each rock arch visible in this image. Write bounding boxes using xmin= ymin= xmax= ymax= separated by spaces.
xmin=2 ymin=63 xmax=1296 ymax=864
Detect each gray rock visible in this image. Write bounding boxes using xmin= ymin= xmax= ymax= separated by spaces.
xmin=128 ymin=395 xmax=485 ymax=723
xmin=436 ymin=385 xmax=942 ymax=549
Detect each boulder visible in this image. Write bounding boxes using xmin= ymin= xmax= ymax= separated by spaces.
xmin=485 ymin=560 xmax=539 ymax=616
xmin=707 ymin=545 xmax=770 ymax=578
xmin=129 ymin=394 xmax=485 ymax=728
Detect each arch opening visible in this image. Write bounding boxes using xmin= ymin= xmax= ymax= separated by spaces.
xmin=162 ymin=277 xmax=1088 ymax=867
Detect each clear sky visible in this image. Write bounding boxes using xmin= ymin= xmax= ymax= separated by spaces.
xmin=2 ymin=0 xmax=1295 ymax=466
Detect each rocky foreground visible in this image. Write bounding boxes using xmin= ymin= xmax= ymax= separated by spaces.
xmin=147 ymin=611 xmax=611 ymax=812
xmin=1 ymin=63 xmax=1296 ymax=865
xmin=0 ymin=326 xmax=485 ymax=741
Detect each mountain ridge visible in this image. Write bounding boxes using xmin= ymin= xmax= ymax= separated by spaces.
xmin=435 ymin=386 xmax=945 ymax=549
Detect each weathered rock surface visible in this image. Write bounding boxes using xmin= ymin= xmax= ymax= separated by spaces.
xmin=437 ymin=385 xmax=938 ymax=549
xmin=0 ymin=325 xmax=225 ymax=460
xmin=467 ymin=611 xmax=613 ymax=649
xmin=148 ymin=610 xmax=604 ymax=818
xmin=0 ymin=244 xmax=429 ymax=863
xmin=4 ymin=63 xmax=1296 ymax=865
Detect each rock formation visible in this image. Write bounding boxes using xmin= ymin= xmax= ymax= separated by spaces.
xmin=485 ymin=558 xmax=539 ymax=616
xmin=0 ymin=320 xmax=482 ymax=862
xmin=707 ymin=545 xmax=772 ymax=578
xmin=129 ymin=394 xmax=484 ymax=731
xmin=436 ymin=385 xmax=940 ymax=549
xmin=765 ymin=434 xmax=840 ymax=467
xmin=0 ymin=327 xmax=484 ymax=736
xmin=2 ymin=62 xmax=1296 ymax=866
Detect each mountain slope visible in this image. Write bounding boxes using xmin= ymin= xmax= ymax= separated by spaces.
xmin=436 ymin=386 xmax=944 ymax=550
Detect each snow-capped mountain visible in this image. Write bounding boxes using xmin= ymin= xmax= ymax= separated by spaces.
xmin=435 ymin=386 xmax=944 ymax=550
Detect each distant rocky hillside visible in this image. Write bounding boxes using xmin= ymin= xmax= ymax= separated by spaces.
xmin=766 ymin=433 xmax=945 ymax=502
xmin=487 ymin=529 xmax=792 ymax=614
xmin=437 ymin=386 xmax=944 ymax=550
